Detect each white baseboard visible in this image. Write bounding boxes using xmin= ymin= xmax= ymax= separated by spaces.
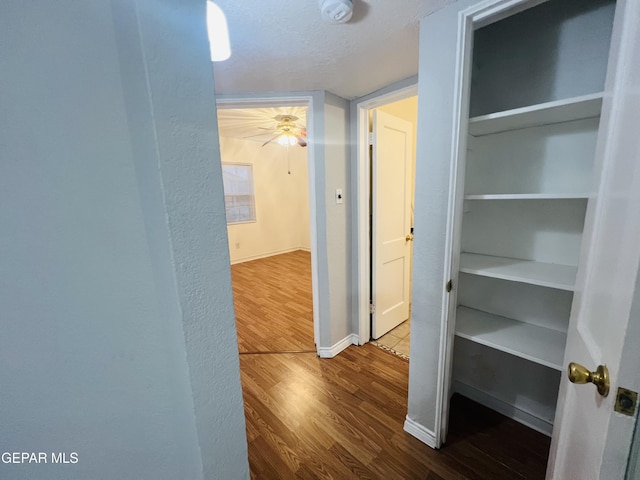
xmin=453 ymin=381 xmax=553 ymax=436
xmin=230 ymin=247 xmax=308 ymax=265
xmin=317 ymin=333 xmax=358 ymax=358
xmin=403 ymin=416 xmax=438 ymax=449
xmin=299 ymin=246 xmax=311 ymax=252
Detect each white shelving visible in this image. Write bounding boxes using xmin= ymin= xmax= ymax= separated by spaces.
xmin=455 ymin=306 xmax=566 ymax=371
xmin=459 ymin=253 xmax=577 ymax=291
xmin=464 ymin=193 xmax=589 ymax=200
xmin=447 ymin=0 xmax=615 ymax=437
xmin=468 ymin=92 xmax=603 ymax=136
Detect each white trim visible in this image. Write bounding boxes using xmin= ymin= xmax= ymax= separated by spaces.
xmin=452 ymin=381 xmax=553 ymax=436
xmin=317 ymin=333 xmax=359 ymax=358
xmin=470 ymin=0 xmax=547 ymax=28
xmin=216 ymin=96 xmax=311 ymax=109
xmin=434 ymin=7 xmax=473 ymax=448
xmin=229 ymin=247 xmax=309 ymax=265
xmin=355 ymin=84 xmax=418 ymax=346
xmin=403 ymin=416 xmax=438 ymax=448
xmin=216 ymin=95 xmax=322 ymax=351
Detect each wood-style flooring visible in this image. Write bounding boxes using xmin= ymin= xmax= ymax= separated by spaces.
xmin=231 ymin=250 xmax=315 ymax=353
xmin=232 ymin=251 xmax=551 ymax=479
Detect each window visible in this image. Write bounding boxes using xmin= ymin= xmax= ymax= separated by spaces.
xmin=222 ymin=164 xmax=256 ymax=224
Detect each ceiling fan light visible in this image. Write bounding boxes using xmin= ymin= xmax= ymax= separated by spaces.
xmin=277 ymin=134 xmax=298 ymax=146
xmin=207 ymin=1 xmax=231 ymax=62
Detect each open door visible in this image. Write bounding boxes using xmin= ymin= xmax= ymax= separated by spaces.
xmin=546 ymin=1 xmax=640 ymax=478
xmin=371 ymin=110 xmax=413 ymax=339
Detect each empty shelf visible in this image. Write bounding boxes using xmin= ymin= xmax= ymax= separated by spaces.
xmin=459 ymin=253 xmax=577 ymax=291
xmin=464 ymin=193 xmax=589 ymax=200
xmin=469 ymin=93 xmax=603 ymax=136
xmin=455 ymin=306 xmax=566 ymax=370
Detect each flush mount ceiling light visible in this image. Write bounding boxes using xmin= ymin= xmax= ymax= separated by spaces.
xmin=319 ymin=0 xmax=354 ymax=24
xmin=206 ymin=1 xmax=231 ymax=61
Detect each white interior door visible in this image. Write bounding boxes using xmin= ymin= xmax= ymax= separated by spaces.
xmin=547 ymin=1 xmax=640 ymax=478
xmin=371 ymin=110 xmax=413 ymax=339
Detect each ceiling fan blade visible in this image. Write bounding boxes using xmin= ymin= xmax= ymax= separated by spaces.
xmin=262 ymin=132 xmax=284 ymax=147
xmin=242 ymin=131 xmax=277 ymax=139
xmin=296 ymin=135 xmax=308 ymax=147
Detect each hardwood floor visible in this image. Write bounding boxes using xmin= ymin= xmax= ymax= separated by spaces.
xmin=232 ymin=251 xmax=551 ymax=478
xmin=241 ymin=345 xmax=550 ymax=479
xmin=231 ymin=250 xmax=315 ymax=353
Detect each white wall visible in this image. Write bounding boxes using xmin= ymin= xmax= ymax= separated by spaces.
xmin=0 ymin=1 xmax=248 ymax=479
xmin=220 ymin=136 xmax=310 ymax=264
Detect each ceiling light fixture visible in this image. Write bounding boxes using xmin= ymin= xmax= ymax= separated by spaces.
xmin=206 ymin=1 xmax=231 ymax=61
xmin=319 ymin=0 xmax=354 ymax=24
xmin=277 ymin=133 xmax=298 ymax=146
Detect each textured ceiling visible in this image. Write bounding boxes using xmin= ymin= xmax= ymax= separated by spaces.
xmin=212 ymin=0 xmax=452 ymax=100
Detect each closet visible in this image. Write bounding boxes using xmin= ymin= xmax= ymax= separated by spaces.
xmin=449 ymin=0 xmax=617 ymax=436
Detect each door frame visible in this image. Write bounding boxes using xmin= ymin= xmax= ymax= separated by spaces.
xmin=215 ymin=95 xmax=321 ymax=349
xmin=432 ymin=0 xmax=639 ymax=457
xmin=432 ymin=0 xmax=557 ymax=446
xmin=370 ymin=109 xmax=415 ymax=340
xmin=355 ymin=84 xmax=418 ymax=344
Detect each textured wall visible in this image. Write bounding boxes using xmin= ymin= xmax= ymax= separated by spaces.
xmin=0 ymin=0 xmax=248 ymax=478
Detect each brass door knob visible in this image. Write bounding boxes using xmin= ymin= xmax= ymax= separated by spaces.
xmin=568 ymin=362 xmax=610 ymax=397
xmin=405 ymin=233 xmax=414 ymax=242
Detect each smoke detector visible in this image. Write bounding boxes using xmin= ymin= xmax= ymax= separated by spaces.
xmin=319 ymin=0 xmax=354 ymax=24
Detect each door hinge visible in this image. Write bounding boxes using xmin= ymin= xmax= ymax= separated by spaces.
xmin=368 ymin=132 xmax=374 ymax=145
xmin=446 ymin=280 xmax=453 ymax=293
xmin=369 ymin=303 xmax=375 ymax=314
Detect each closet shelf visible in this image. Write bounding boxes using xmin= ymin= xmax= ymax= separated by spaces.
xmin=455 ymin=306 xmax=566 ymax=371
xmin=468 ymin=92 xmax=603 ymax=136
xmin=464 ymin=193 xmax=589 ymax=200
xmin=459 ymin=253 xmax=577 ymax=291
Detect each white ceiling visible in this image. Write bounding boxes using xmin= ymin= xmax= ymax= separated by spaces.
xmin=212 ymin=0 xmax=452 ymax=100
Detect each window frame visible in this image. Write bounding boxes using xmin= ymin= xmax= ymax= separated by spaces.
xmin=221 ymin=163 xmax=257 ymax=225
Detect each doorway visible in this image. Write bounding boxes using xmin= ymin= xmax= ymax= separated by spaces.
xmin=216 ymin=97 xmax=320 ymax=353
xmin=355 ymin=85 xmax=418 ymax=353
xmin=370 ymin=97 xmax=418 ymax=357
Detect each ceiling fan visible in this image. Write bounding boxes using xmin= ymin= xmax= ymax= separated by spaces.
xmin=245 ymin=114 xmax=307 ymax=147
